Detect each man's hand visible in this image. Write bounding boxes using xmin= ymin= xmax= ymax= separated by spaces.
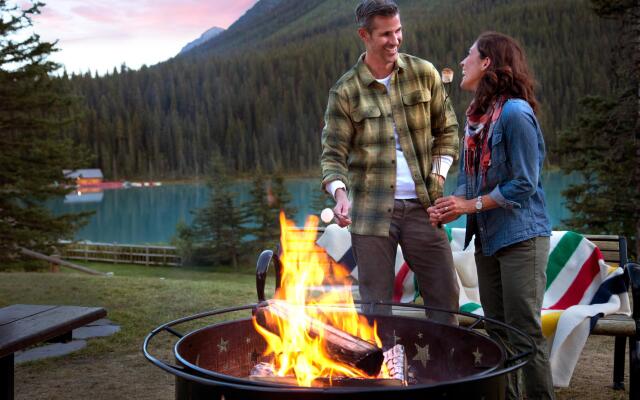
xmin=427 ymin=195 xmax=470 ymax=227
xmin=333 ymin=188 xmax=352 ymax=227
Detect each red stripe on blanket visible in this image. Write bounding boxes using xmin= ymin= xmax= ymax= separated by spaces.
xmin=547 ymin=248 xmax=603 ymax=310
xmin=393 ymin=262 xmax=410 ymax=302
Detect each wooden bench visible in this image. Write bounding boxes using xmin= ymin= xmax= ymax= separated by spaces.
xmin=0 ymin=304 xmax=107 ymax=400
xmin=258 ymin=230 xmax=640 ymax=398
xmin=581 ymin=235 xmax=639 ymax=398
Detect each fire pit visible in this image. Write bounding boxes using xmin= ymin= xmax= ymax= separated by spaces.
xmin=144 ymin=302 xmax=533 ymax=399
xmin=144 ymin=216 xmax=534 ymax=399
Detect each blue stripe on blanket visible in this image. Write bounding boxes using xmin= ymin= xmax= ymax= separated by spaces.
xmin=590 ymin=272 xmax=628 ymax=305
xmin=588 ymin=272 xmax=628 ymax=331
xmin=338 ymin=248 xmax=357 ymax=272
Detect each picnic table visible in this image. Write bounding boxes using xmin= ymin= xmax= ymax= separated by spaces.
xmin=0 ymin=304 xmax=107 ymax=400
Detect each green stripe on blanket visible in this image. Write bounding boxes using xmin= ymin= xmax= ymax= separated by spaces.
xmin=546 ymin=231 xmax=583 ymax=289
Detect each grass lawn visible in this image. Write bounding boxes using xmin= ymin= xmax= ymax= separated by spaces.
xmin=0 ymin=262 xmax=629 ymax=399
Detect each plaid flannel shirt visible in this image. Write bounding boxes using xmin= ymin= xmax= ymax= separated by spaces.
xmin=321 ymin=53 xmax=459 ymax=237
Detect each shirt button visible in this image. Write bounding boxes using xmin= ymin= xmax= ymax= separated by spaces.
xmin=391 ymin=160 xmax=396 ymax=164
xmin=390 ymin=184 xmax=394 ymax=189
xmin=388 ymin=208 xmax=392 ymax=213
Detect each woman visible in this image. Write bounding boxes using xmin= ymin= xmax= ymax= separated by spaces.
xmin=428 ymin=32 xmax=554 ymax=399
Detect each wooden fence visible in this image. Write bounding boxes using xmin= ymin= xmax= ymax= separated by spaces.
xmin=59 ymin=241 xmax=181 ymax=266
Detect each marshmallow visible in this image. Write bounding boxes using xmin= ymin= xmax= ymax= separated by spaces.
xmin=320 ymin=208 xmax=334 ymax=224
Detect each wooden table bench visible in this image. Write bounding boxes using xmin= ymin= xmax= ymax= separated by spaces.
xmin=0 ymin=304 xmax=107 ymax=400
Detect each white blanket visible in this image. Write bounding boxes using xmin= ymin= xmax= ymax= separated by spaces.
xmin=316 ymin=225 xmax=630 ymax=387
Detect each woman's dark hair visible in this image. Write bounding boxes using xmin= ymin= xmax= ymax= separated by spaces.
xmin=355 ymin=0 xmax=399 ymax=32
xmin=469 ymin=31 xmax=539 ymax=116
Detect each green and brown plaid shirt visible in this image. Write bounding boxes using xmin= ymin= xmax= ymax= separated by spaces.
xmin=321 ymin=53 xmax=459 ymax=237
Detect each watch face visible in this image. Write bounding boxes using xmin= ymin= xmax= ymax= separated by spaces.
xmin=475 ymin=198 xmax=482 ymax=210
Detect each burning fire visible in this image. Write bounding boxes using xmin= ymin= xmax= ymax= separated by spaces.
xmin=252 ymin=213 xmax=386 ymax=386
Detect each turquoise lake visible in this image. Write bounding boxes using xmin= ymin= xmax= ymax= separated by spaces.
xmin=47 ymin=172 xmax=578 ymax=245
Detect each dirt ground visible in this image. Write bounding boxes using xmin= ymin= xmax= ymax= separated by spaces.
xmin=14 ymin=335 xmax=629 ymax=399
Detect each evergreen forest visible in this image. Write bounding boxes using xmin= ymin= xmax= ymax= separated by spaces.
xmin=61 ymin=0 xmax=616 ymax=179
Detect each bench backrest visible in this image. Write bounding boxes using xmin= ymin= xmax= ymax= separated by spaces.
xmin=584 ymin=235 xmax=628 ymax=267
xmin=281 ymin=229 xmax=628 ymax=271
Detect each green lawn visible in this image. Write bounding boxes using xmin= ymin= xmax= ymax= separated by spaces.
xmin=0 ymin=262 xmax=272 ymax=357
xmin=0 ymin=262 xmax=629 ymax=400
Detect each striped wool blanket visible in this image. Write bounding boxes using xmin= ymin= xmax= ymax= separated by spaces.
xmin=316 ymin=225 xmax=630 ymax=387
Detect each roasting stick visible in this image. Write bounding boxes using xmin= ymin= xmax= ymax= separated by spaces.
xmin=435 ymin=67 xmax=454 ymax=228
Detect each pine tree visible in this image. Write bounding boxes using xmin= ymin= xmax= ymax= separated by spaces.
xmin=0 ymin=1 xmax=92 ymax=264
xmin=270 ymin=170 xmax=298 ymax=242
xmin=60 ymin=0 xmax=617 ymax=178
xmin=243 ymin=170 xmax=297 ymax=251
xmin=243 ymin=170 xmax=275 ymax=251
xmin=189 ymin=154 xmax=247 ymax=267
xmin=271 ymin=171 xmax=297 ymax=221
xmin=559 ymin=0 xmax=639 ymax=257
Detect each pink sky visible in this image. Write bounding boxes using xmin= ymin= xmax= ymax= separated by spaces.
xmin=29 ymin=0 xmax=257 ymax=75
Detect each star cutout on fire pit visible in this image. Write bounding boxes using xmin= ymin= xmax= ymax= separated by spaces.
xmin=417 ymin=332 xmax=423 ymax=339
xmin=473 ymin=347 xmax=483 ymax=365
xmin=245 ymin=337 xmax=252 ymax=344
xmin=412 ymin=343 xmax=430 ymax=367
xmin=217 ymin=338 xmax=229 ymax=353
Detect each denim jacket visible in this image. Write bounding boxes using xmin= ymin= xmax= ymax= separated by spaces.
xmin=453 ymin=99 xmax=551 ymax=256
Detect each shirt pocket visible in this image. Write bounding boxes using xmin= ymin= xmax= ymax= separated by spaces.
xmin=402 ymin=89 xmax=431 ymax=131
xmin=486 ymin=128 xmax=508 ymax=188
xmin=351 ymin=105 xmax=382 ymax=146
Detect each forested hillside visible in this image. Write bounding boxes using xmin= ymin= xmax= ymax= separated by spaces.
xmin=63 ymin=0 xmax=615 ymax=179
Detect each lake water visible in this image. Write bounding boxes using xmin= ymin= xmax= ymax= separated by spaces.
xmin=47 ymin=172 xmax=578 ymax=245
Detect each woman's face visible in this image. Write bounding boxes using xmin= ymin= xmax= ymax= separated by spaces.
xmin=460 ymin=43 xmax=487 ymax=92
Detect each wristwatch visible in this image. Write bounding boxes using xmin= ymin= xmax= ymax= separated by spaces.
xmin=475 ymin=196 xmax=483 ymax=212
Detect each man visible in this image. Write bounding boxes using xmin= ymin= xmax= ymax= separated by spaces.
xmin=320 ymin=0 xmax=460 ymax=323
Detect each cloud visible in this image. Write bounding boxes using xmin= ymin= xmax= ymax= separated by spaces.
xmin=71 ymin=4 xmax=121 ymax=24
xmin=30 ymin=0 xmax=258 ymax=74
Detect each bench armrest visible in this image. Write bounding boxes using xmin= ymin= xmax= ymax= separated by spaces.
xmin=626 ymin=262 xmax=640 ymax=322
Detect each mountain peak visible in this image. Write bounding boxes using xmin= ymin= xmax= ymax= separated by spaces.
xmin=179 ymin=26 xmax=225 ymax=55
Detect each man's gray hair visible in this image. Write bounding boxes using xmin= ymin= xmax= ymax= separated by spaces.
xmin=355 ymin=0 xmax=399 ymax=32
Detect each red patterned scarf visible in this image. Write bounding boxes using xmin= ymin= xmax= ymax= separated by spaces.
xmin=464 ymin=98 xmax=506 ymax=182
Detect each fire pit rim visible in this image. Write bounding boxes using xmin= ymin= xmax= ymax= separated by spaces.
xmin=143 ymin=302 xmax=535 ymax=394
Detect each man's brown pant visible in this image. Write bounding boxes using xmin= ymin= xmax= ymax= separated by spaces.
xmin=351 ymin=199 xmax=459 ymax=324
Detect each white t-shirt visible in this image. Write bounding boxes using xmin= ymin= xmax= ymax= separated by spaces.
xmin=327 ymin=74 xmax=452 ymax=199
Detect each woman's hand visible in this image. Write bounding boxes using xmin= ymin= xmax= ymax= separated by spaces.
xmin=427 ymin=195 xmax=472 ymax=227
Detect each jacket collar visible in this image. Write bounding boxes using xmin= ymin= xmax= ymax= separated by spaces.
xmin=356 ymin=53 xmax=406 ymax=87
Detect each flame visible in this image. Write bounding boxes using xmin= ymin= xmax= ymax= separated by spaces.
xmin=252 ymin=213 xmax=386 ymax=386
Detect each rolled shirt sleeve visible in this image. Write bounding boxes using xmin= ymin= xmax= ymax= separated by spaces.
xmin=326 ymin=180 xmax=346 ymax=199
xmin=431 ymin=155 xmax=453 ymax=178
xmin=488 ymin=103 xmax=542 ymax=209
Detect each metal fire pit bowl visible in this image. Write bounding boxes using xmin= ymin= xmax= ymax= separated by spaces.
xmin=143 ymin=249 xmax=535 ymax=399
xmin=144 ymin=302 xmax=534 ymax=400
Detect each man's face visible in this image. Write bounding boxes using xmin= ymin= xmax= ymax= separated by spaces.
xmin=359 ymin=14 xmax=402 ymax=66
